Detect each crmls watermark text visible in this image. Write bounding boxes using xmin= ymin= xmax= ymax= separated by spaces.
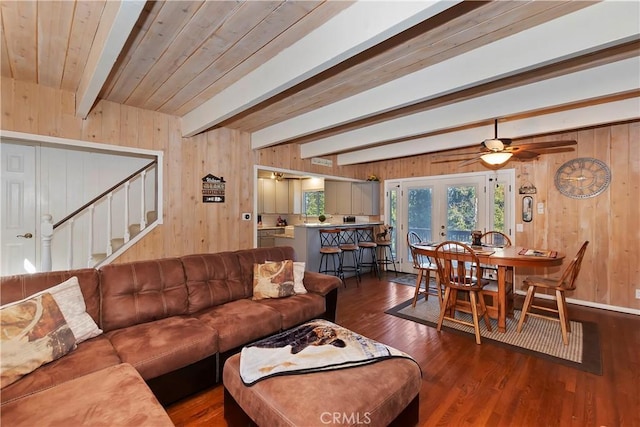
xmin=320 ymin=412 xmax=372 ymax=425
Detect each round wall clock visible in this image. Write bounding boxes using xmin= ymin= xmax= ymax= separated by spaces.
xmin=554 ymin=157 xmax=611 ymax=199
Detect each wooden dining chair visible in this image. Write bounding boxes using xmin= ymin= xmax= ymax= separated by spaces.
xmin=480 ymin=231 xmax=512 ymax=248
xmin=516 ymin=241 xmax=589 ymax=345
xmin=434 ymin=241 xmax=492 ymax=344
xmin=479 ymin=230 xmax=513 ymax=316
xmin=407 ymin=232 xmax=440 ymax=307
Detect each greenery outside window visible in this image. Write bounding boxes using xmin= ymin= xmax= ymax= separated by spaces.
xmin=303 ymin=190 xmax=324 ymax=216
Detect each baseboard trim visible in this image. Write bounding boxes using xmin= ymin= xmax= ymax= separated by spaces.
xmin=514 ymin=290 xmax=640 ymax=316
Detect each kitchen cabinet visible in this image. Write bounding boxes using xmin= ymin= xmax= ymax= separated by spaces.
xmin=324 ymin=180 xmax=352 ymax=215
xmin=351 ymin=182 xmax=380 ymax=215
xmin=259 ymin=179 xmax=289 ymax=213
xmin=288 ymin=179 xmax=302 ymax=214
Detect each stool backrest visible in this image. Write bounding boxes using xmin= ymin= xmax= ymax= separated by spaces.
xmin=319 ymin=229 xmax=341 ymax=248
xmin=339 ymin=228 xmax=358 ymax=246
xmin=356 ymin=227 xmax=376 ymax=243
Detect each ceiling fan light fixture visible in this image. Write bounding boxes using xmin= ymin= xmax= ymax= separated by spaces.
xmin=271 ymin=172 xmax=284 ymax=181
xmin=481 ymin=151 xmax=513 ymax=165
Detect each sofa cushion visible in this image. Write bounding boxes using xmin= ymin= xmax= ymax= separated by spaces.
xmin=1 ymin=292 xmax=77 ymax=388
xmin=257 ymin=293 xmax=326 ymax=330
xmin=0 ymin=363 xmax=174 ymax=427
xmin=252 ymin=260 xmax=296 ymax=301
xmin=105 ymin=316 xmax=218 ymax=380
xmin=0 ymin=269 xmax=101 ymax=326
xmin=181 ymin=252 xmax=248 ymax=314
xmin=0 ymin=335 xmax=121 ymax=404
xmin=194 ymin=299 xmax=282 ymax=353
xmin=99 ymin=258 xmax=188 ymax=332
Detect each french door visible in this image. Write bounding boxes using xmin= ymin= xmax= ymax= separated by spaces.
xmin=385 ymin=170 xmax=515 ymax=273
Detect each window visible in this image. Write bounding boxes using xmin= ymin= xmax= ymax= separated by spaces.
xmin=303 ymin=190 xmax=324 ymax=216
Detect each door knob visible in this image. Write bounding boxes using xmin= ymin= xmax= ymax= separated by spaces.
xmin=17 ymin=233 xmax=33 ymax=238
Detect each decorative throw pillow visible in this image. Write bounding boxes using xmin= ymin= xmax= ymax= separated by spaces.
xmin=266 ymin=260 xmax=307 ymax=295
xmin=0 ymin=292 xmax=77 ymax=388
xmin=32 ymin=277 xmax=102 ymax=344
xmin=252 ymin=260 xmax=296 ymax=301
xmin=291 ymin=261 xmax=307 ymax=295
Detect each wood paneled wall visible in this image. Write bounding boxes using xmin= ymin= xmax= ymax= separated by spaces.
xmin=1 ymin=77 xmax=638 ymax=310
xmin=1 ymin=77 xmax=254 ymax=262
xmin=257 ymin=123 xmax=640 ymax=311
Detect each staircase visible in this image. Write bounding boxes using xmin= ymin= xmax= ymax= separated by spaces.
xmin=41 ymin=160 xmax=162 ymax=271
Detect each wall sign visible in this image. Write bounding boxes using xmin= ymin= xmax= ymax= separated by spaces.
xmin=202 ymin=174 xmax=226 ymax=203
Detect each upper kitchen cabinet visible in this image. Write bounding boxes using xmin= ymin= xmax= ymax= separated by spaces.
xmin=259 ymin=179 xmax=289 ymax=213
xmin=324 ymin=180 xmax=352 ymax=215
xmin=289 ymin=180 xmax=302 ymax=214
xmin=351 ymin=182 xmax=380 ymax=215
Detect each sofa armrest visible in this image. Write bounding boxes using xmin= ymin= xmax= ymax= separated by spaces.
xmin=302 ymin=271 xmax=342 ymax=296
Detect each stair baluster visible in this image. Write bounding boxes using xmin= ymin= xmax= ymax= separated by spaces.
xmin=140 ymin=170 xmax=147 ymax=231
xmin=87 ymin=205 xmax=94 ymax=268
xmin=124 ymin=181 xmax=131 ymax=242
xmin=106 ymin=193 xmax=113 ymax=256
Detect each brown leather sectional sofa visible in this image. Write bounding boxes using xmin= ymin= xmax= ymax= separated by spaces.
xmin=0 ymin=246 xmax=341 ymax=426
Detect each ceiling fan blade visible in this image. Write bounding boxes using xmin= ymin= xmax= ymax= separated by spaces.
xmin=434 ymin=150 xmax=486 ymax=158
xmin=512 ymin=146 xmax=577 ymax=160
xmin=507 ymin=140 xmax=577 ymax=152
xmin=458 ymin=156 xmax=482 ymax=167
xmin=432 ymin=157 xmax=476 ymax=164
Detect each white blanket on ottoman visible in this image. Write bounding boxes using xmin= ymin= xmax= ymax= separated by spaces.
xmin=239 ymin=319 xmax=417 ymax=385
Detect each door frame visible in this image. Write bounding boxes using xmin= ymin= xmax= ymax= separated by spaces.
xmin=385 ymin=169 xmax=516 ymax=273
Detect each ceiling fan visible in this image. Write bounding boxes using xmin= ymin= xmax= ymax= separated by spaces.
xmin=435 ymin=119 xmax=577 ymax=167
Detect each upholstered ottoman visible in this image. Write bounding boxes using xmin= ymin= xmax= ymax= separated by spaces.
xmin=223 ymin=321 xmax=422 ymax=427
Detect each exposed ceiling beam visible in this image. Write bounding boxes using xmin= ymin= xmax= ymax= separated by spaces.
xmin=180 ymin=0 xmax=463 ymax=137
xmin=336 ymin=97 xmax=640 ymax=165
xmin=75 ymin=0 xmax=145 ymax=118
xmin=253 ymin=1 xmax=640 ymax=149
xmin=300 ymin=57 xmax=640 ymax=159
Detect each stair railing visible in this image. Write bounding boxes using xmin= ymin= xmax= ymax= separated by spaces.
xmin=41 ymin=160 xmax=158 ymax=271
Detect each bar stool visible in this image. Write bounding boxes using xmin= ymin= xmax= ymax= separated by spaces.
xmin=318 ymin=229 xmax=343 ymax=282
xmin=339 ymin=228 xmax=361 ymax=286
xmin=376 ymin=225 xmax=398 ymax=276
xmin=356 ymin=227 xmax=380 ymax=279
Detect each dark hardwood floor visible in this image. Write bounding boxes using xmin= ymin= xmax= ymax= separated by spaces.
xmin=166 ymin=273 xmax=640 ymax=426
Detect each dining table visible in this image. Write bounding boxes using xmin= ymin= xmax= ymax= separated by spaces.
xmin=414 ymin=244 xmax=565 ymax=333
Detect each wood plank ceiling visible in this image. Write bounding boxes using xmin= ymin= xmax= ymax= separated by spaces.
xmin=1 ymin=0 xmax=639 ymax=165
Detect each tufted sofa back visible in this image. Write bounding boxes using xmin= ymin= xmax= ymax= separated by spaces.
xmin=1 ymin=247 xmax=302 ymax=333
xmin=180 ymin=251 xmax=245 ymax=314
xmin=0 ymin=268 xmax=101 ymax=324
xmin=99 ymin=258 xmax=188 ymax=332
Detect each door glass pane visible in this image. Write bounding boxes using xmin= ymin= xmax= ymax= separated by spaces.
xmin=446 ymin=185 xmax=477 ymax=242
xmin=493 ymin=183 xmax=506 ymax=233
xmin=407 ymin=187 xmax=433 ymax=242
xmin=389 ymin=187 xmax=398 ymax=257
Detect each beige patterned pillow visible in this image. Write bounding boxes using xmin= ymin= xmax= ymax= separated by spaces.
xmin=26 ymin=277 xmax=102 ymax=344
xmin=252 ymin=260 xmax=296 ymax=301
xmin=266 ymin=260 xmax=307 ymax=295
xmin=0 ymin=292 xmax=77 ymax=388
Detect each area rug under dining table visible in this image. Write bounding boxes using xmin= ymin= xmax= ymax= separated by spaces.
xmin=385 ymin=295 xmax=602 ymax=375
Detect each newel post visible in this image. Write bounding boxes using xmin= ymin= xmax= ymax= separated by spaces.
xmin=41 ymin=214 xmax=53 ymax=272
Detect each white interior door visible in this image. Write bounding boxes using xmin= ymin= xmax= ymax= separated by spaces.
xmin=1 ymin=142 xmax=37 ymax=275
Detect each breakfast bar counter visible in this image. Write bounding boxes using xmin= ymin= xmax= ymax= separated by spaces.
xmin=280 ymin=222 xmax=383 ymax=274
